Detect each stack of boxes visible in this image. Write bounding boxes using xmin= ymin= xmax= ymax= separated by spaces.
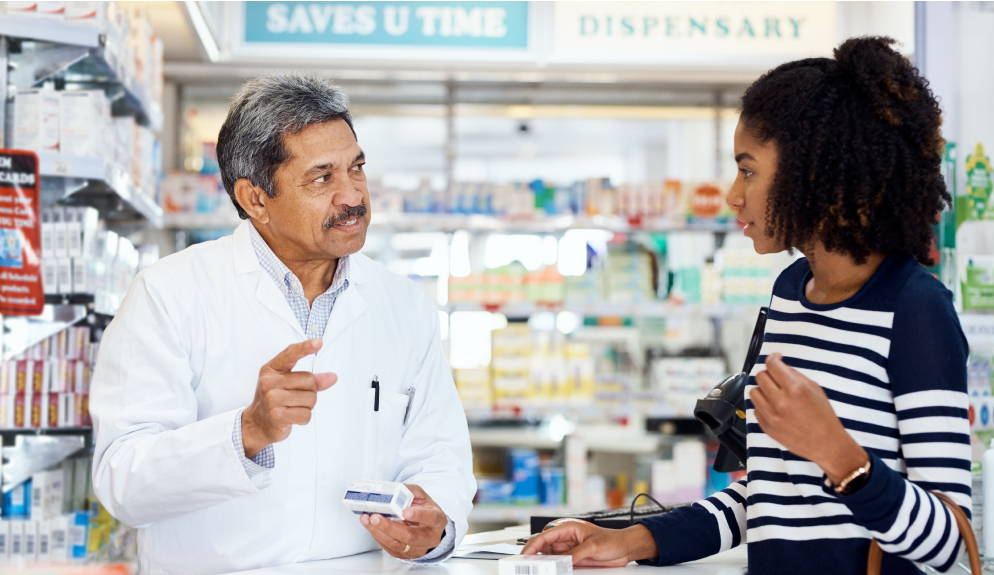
xmin=488 ymin=326 xmax=595 ymax=408
xmin=491 ymin=325 xmax=533 ymax=403
xmin=0 ymin=326 xmax=97 ymax=429
xmin=719 ymin=248 xmax=775 ymax=305
xmin=40 ymin=206 xmax=155 ymax=304
xmin=7 ymin=2 xmax=164 ymax=203
xmin=648 ymin=357 xmax=727 ymax=417
xmin=1 ymin=464 xmax=94 ymax=562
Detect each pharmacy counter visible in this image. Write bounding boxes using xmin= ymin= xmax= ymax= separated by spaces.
xmin=229 ymin=526 xmax=748 ymax=575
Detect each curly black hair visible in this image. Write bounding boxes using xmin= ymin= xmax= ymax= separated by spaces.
xmin=740 ymin=36 xmax=948 ymax=265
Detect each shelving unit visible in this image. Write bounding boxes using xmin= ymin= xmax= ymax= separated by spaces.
xmin=2 ymin=14 xmax=163 ymax=130
xmin=161 ymin=210 xmax=740 ymax=235
xmin=40 ymin=152 xmax=164 ymax=229
xmin=0 ymin=11 xmax=161 ymax=525
xmin=1 ymin=303 xmax=88 ymax=360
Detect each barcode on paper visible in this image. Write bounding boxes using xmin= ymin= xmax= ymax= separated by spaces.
xmin=515 ymin=566 xmax=536 ymax=575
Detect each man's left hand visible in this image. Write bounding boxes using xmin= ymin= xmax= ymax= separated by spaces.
xmin=750 ymin=353 xmax=868 ymax=485
xmin=360 ymin=484 xmax=447 ymax=560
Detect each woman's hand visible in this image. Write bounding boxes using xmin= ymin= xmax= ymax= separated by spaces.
xmin=521 ymin=522 xmax=658 ymax=567
xmin=750 ymin=353 xmax=868 ymax=485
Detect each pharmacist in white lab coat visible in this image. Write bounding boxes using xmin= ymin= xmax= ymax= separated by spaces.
xmin=89 ymin=73 xmax=475 ymax=575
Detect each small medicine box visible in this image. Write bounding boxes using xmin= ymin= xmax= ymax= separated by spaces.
xmin=498 ymin=555 xmax=572 ymax=575
xmin=341 ymin=480 xmax=413 ymax=520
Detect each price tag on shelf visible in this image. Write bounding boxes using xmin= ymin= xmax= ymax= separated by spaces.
xmin=49 ymin=158 xmax=73 ymax=176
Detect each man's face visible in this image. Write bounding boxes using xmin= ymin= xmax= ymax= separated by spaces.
xmin=266 ymin=118 xmax=369 ymax=260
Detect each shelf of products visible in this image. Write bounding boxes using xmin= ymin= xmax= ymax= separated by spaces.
xmin=0 ymin=13 xmax=101 ymax=49
xmin=447 ymin=301 xmax=756 ymax=320
xmin=2 ymin=13 xmax=163 ymax=130
xmin=1 ymin=304 xmax=88 ymax=361
xmin=40 ymin=153 xmax=163 ymax=229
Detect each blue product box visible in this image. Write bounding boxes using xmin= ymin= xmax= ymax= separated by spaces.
xmin=475 ymin=478 xmax=515 ymax=504
xmin=1 ymin=479 xmax=30 ymax=518
xmin=540 ymin=467 xmax=565 ymax=506
xmin=69 ymin=511 xmax=89 ymax=558
xmin=507 ymin=448 xmax=540 ymax=505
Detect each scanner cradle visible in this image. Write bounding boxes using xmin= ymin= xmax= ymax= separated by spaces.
xmin=694 ymin=307 xmax=768 ymax=473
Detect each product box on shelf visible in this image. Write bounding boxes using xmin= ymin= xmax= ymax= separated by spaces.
xmin=14 ymin=86 xmax=60 ymax=152
xmin=957 ymin=143 xmax=994 ymax=310
xmin=65 ymin=1 xmax=108 ymax=24
xmin=36 ymin=1 xmax=66 ymax=20
xmin=59 ymin=90 xmax=112 ymax=159
xmin=0 ymin=326 xmax=96 ymax=430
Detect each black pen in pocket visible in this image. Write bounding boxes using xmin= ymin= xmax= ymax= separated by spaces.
xmin=371 ymin=376 xmax=379 ymax=412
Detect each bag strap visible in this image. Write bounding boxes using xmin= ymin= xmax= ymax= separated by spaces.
xmin=867 ymin=491 xmax=981 ymax=575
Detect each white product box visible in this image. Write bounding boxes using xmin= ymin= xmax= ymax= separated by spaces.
xmin=29 ymin=470 xmax=64 ymax=520
xmin=72 ymin=257 xmax=90 ymax=294
xmin=43 ymin=258 xmax=59 ymax=294
xmin=60 ymin=91 xmax=107 ymax=158
xmin=48 ymin=515 xmax=69 ymax=560
xmin=40 ymin=208 xmax=53 ymax=257
xmin=36 ymin=2 xmax=65 ymax=18
xmin=50 ymin=206 xmax=67 ymax=257
xmin=37 ymin=518 xmax=51 ymax=560
xmin=9 ymin=520 xmax=23 ymax=560
xmin=57 ymin=258 xmax=72 ymax=294
xmin=6 ymin=2 xmax=39 ymax=15
xmin=341 ymin=480 xmax=413 ymax=520
xmin=498 ymin=555 xmax=572 ymax=575
xmin=66 ymin=209 xmax=82 ymax=258
xmin=0 ymin=518 xmax=9 ymax=561
xmin=23 ymin=519 xmax=37 ymax=561
xmin=113 ymin=117 xmax=134 ymax=171
xmin=65 ymin=1 xmax=106 ymax=23
xmin=14 ymin=88 xmax=60 ymax=152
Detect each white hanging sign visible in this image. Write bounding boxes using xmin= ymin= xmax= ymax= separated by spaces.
xmin=553 ymin=1 xmax=838 ymax=58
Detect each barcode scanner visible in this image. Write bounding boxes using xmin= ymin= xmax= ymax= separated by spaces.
xmin=694 ymin=307 xmax=768 ymax=473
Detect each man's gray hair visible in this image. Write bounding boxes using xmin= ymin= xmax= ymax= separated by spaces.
xmin=216 ymin=72 xmax=355 ymax=219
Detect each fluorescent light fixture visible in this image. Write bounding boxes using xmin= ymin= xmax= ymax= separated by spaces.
xmin=184 ymin=1 xmax=220 ymax=63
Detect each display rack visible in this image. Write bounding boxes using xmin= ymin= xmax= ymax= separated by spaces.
xmin=0 ymin=13 xmax=160 ymax=508
xmin=162 ymin=211 xmax=740 ymax=235
xmin=2 ymin=15 xmax=162 ymax=130
xmin=40 ymin=152 xmax=164 ymax=228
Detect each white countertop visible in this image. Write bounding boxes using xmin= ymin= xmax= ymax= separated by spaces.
xmin=228 ymin=526 xmax=748 ymax=575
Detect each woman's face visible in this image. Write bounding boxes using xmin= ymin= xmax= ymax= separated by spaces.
xmin=727 ymin=120 xmax=786 ymax=255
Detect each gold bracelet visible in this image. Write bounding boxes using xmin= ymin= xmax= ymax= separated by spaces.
xmin=829 ymin=459 xmax=872 ymax=494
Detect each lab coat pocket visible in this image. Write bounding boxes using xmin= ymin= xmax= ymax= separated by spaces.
xmin=361 ymin=389 xmax=408 ymax=480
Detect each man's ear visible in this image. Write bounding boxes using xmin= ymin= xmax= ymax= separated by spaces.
xmin=233 ymin=178 xmax=271 ymax=224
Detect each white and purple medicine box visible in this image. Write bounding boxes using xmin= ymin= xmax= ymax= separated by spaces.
xmin=342 ymin=480 xmax=413 ymax=520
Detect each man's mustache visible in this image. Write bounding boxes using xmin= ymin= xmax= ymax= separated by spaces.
xmin=323 ymin=202 xmax=368 ymax=228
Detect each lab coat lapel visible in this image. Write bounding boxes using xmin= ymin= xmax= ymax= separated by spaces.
xmin=231 ymin=221 xmax=306 ymax=338
xmin=322 ymin=254 xmax=370 ymax=344
xmin=322 ymin=283 xmax=366 ymax=344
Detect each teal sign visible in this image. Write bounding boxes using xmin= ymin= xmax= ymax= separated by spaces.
xmin=245 ymin=1 xmax=529 ymax=48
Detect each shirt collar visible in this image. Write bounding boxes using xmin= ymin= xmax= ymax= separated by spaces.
xmin=248 ymin=222 xmax=350 ymax=298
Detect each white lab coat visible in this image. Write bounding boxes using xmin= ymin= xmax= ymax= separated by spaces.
xmin=90 ymin=222 xmax=475 ymax=575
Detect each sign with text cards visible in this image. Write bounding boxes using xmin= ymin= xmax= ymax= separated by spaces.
xmin=0 ymin=150 xmax=42 ymax=316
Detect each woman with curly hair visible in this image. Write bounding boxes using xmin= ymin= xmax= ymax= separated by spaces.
xmin=523 ymin=36 xmax=970 ymax=574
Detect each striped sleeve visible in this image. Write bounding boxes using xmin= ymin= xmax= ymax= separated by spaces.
xmin=834 ymin=274 xmax=971 ymax=572
xmin=636 ymin=479 xmax=748 ymax=566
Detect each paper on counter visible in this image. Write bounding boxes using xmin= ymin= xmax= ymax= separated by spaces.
xmin=453 ymin=543 xmax=524 ymax=559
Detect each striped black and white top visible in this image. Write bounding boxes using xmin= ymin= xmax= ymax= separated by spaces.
xmin=639 ymin=256 xmax=971 ymax=575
